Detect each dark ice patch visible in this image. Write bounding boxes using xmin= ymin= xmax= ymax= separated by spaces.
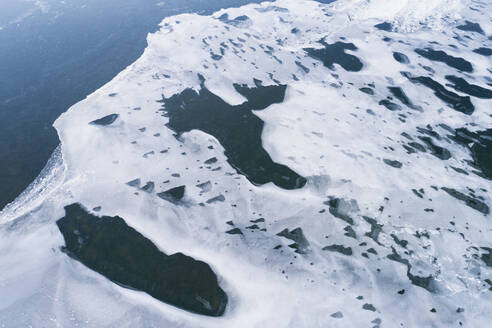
xmin=445 ymin=76 xmax=492 ymax=99
xmin=408 ymin=142 xmax=427 ymax=152
xmin=159 ymin=77 xmax=306 ymax=190
xmin=143 ymin=151 xmax=155 ymax=158
xmin=391 ymin=234 xmax=408 ymax=248
xmin=206 ymin=194 xmax=225 ymax=204
xmin=393 ymin=52 xmax=410 ymax=64
xmin=359 ymin=87 xmax=374 ymax=95
xmin=374 ymin=22 xmax=392 ymax=31
xmin=304 ymin=40 xmax=363 ymax=72
xmin=196 ymin=181 xmax=212 ymax=193
xmin=204 ymin=157 xmax=218 ymax=165
xmin=56 ymin=203 xmax=227 ymax=316
xmin=383 ymin=159 xmax=403 ymax=168
xmin=388 ymin=87 xmax=422 ymax=111
xmin=449 ymin=128 xmax=492 ymax=179
xmin=141 ymin=181 xmax=155 ymax=193
xmin=402 ymin=72 xmax=474 ymax=115
xmin=457 ymin=21 xmax=484 ymax=35
xmin=481 ymin=247 xmax=492 ymax=267
xmin=418 ymin=137 xmax=451 ymax=160
xmin=218 ymin=14 xmax=252 ymax=28
xmin=473 ymin=47 xmax=492 ymax=57
xmin=401 ymin=132 xmax=413 ymax=140
xmin=210 ymin=52 xmax=222 ymax=61
xmin=372 ymin=318 xmax=382 ymax=326
xmin=225 ymin=228 xmax=243 ymax=235
xmin=126 ymin=178 xmax=141 ymax=187
xmin=277 ymin=228 xmax=310 ymax=254
xmin=362 ymin=303 xmax=376 ymax=311
xmin=89 ymin=114 xmax=119 ymax=126
xmin=331 ymin=311 xmax=343 ymax=318
xmin=379 ymin=99 xmax=401 ymax=111
xmin=485 ymin=279 xmax=492 ymax=291
xmin=325 ymin=198 xmax=359 ymax=225
xmin=344 ymin=225 xmax=357 ymax=239
xmin=450 ymin=128 xmax=479 ymax=146
xmin=408 ymin=272 xmax=435 ymax=292
xmin=450 ymin=166 xmax=469 ymax=175
xmin=322 ymin=244 xmax=353 ymax=256
xmin=412 ymin=188 xmax=424 ymax=198
xmin=295 ymin=60 xmax=310 ymax=73
xmin=415 ymin=48 xmax=473 ymax=72
xmin=363 ymin=216 xmax=383 ymax=245
xmin=441 ymin=187 xmax=489 ymax=215
xmin=158 ymin=185 xmax=186 ymax=204
xmin=469 ymin=132 xmax=492 ymax=179
xmin=387 ymin=247 xmax=436 ymax=292
xmin=416 ymin=125 xmax=442 ymax=140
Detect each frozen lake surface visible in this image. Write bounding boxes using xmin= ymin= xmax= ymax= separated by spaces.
xmin=0 ymin=0 xmax=491 ymax=327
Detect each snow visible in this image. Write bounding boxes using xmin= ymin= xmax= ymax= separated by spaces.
xmin=331 ymin=0 xmax=466 ymax=31
xmin=1 ymin=0 xmax=491 ymax=327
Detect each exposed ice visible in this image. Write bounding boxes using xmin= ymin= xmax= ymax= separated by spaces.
xmin=1 ymin=0 xmax=491 ymax=327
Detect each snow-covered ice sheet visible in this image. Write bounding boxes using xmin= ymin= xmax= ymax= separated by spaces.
xmin=1 ymin=0 xmax=492 ymax=326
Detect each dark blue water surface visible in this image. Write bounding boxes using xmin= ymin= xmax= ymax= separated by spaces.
xmin=0 ymin=0 xmax=268 ymax=210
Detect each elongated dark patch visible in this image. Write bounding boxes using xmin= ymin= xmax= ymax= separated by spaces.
xmin=56 ymin=203 xmax=228 ymax=316
xmin=473 ymin=47 xmax=492 ymax=56
xmin=323 ymin=244 xmax=352 ymax=255
xmin=388 ymin=86 xmax=422 ymax=111
xmin=450 ymin=128 xmax=492 ymax=179
xmin=159 ymin=76 xmax=306 ymax=190
xmin=445 ymin=76 xmax=492 ymax=99
xmin=383 ymin=159 xmax=403 ymax=168
xmin=441 ymin=188 xmax=489 ymax=215
xmin=415 ymin=48 xmax=473 ymax=73
xmin=89 ymin=114 xmax=119 ymax=126
xmin=457 ymin=21 xmax=484 ymax=34
xmin=402 ymin=72 xmax=474 ymax=115
xmin=418 ymin=136 xmax=451 ymax=160
xmin=374 ymin=22 xmax=393 ymax=31
xmin=481 ymin=248 xmax=492 ymax=267
xmin=393 ymin=52 xmax=410 ymax=64
xmin=379 ymin=99 xmax=401 ymax=111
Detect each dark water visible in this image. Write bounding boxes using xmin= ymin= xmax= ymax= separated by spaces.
xmin=402 ymin=72 xmax=475 ymax=115
xmin=160 ymin=77 xmax=307 ymax=190
xmin=305 ymin=40 xmax=364 ymax=72
xmin=0 ymin=0 xmax=268 ymax=210
xmin=414 ymin=48 xmax=473 ymax=72
xmin=58 ymin=203 xmax=227 ymax=316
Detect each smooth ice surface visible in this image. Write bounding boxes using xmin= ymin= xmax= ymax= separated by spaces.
xmin=1 ymin=0 xmax=491 ymax=327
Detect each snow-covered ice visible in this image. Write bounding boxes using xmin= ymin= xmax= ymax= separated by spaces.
xmin=1 ymin=0 xmax=491 ymax=326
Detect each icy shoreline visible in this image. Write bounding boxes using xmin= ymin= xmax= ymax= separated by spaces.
xmin=1 ymin=0 xmax=491 ymax=326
